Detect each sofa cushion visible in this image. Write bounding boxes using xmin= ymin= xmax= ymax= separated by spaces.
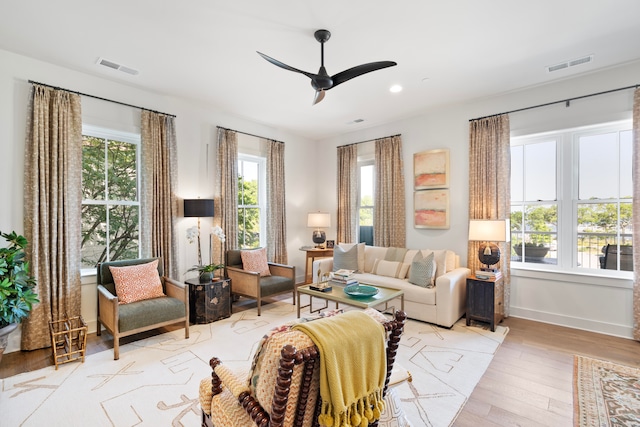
xmin=109 ymin=259 xmax=165 ymax=304
xmin=408 ymin=252 xmax=436 ymax=288
xmin=241 ymin=247 xmax=271 ymax=277
xmin=354 ymin=273 xmax=436 ymax=305
xmin=333 ymin=244 xmax=359 ymax=271
xmin=384 ymin=247 xmax=408 ymax=262
xmin=118 ymin=295 xmax=185 ymax=332
xmin=337 ymin=242 xmax=365 ymax=272
xmin=420 ymin=249 xmax=451 ymax=278
xmin=372 ymin=259 xmax=410 ymax=279
xmin=364 ymin=246 xmax=389 ymax=273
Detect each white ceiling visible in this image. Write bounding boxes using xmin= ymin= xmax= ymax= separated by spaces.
xmin=2 ymin=0 xmax=640 ymax=140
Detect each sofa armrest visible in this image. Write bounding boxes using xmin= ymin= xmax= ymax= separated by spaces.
xmin=199 ymin=360 xmax=251 ymax=416
xmin=312 ymin=258 xmax=334 ymax=283
xmin=434 ymin=267 xmax=471 ymax=328
xmin=97 ymin=284 xmax=119 ymax=334
xmin=268 ymin=262 xmax=295 ymax=280
xmin=226 ymin=265 xmax=261 ymax=298
xmin=164 ymin=277 xmax=188 ymax=303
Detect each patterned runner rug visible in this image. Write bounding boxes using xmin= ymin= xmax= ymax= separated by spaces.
xmin=1 ymin=298 xmax=507 ymax=426
xmin=573 ymin=355 xmax=640 ymax=426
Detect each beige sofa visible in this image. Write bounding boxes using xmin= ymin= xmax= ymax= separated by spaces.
xmin=312 ymin=244 xmax=470 ymax=328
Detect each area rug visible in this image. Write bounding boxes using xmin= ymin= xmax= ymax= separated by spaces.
xmin=573 ymin=355 xmax=640 ymax=427
xmin=1 ymin=297 xmax=507 ymax=426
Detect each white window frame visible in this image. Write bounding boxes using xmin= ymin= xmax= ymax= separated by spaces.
xmin=81 ymin=124 xmax=141 ymax=274
xmin=511 ymin=119 xmax=632 ymax=278
xmin=237 ymin=153 xmax=267 ymax=249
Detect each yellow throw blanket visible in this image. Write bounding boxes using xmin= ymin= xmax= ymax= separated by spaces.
xmin=292 ymin=311 xmax=386 ymax=427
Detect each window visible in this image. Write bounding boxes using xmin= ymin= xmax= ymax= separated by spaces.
xmin=510 ymin=120 xmax=633 ymax=273
xmin=358 ymin=162 xmax=374 ymax=245
xmin=237 ymin=154 xmax=266 ymax=249
xmin=81 ymin=126 xmax=140 ymax=270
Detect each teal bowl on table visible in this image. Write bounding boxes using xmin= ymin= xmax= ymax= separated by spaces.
xmin=344 ymin=284 xmax=379 ymax=297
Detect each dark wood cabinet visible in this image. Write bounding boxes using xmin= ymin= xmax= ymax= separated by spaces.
xmin=186 ymin=278 xmax=232 ymax=324
xmin=466 ymin=276 xmax=504 ymax=332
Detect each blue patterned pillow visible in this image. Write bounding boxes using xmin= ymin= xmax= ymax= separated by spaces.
xmin=333 ymin=244 xmax=359 ymax=271
xmin=408 ymin=252 xmax=436 ymax=288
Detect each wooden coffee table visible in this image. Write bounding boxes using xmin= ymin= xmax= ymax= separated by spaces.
xmin=296 ymin=283 xmax=404 ymax=318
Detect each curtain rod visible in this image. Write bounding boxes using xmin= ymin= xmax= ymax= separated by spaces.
xmin=338 ymin=133 xmax=402 ymax=148
xmin=216 ymin=126 xmax=284 ymax=144
xmin=469 ymin=83 xmax=639 ymax=122
xmin=28 ymin=80 xmax=177 ymax=118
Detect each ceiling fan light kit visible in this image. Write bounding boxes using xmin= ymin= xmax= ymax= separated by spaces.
xmin=257 ymin=29 xmax=397 ymax=105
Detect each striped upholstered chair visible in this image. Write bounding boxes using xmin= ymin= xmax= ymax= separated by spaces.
xmin=199 ymin=309 xmax=407 ymax=427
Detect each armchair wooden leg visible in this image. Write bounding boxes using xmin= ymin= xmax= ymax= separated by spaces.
xmin=114 ymin=337 xmax=120 ymax=360
xmin=185 ymin=320 xmax=190 ymax=339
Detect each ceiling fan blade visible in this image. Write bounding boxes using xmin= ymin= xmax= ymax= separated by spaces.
xmin=312 ymin=89 xmax=325 ymax=105
xmin=330 ymin=61 xmax=397 ymax=88
xmin=256 ymin=51 xmax=316 ymax=79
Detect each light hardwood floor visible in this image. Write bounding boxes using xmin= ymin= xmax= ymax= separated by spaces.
xmin=2 ymin=314 xmax=639 ymax=426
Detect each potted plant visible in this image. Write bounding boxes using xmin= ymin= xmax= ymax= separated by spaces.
xmin=0 ymin=231 xmax=39 ymax=362
xmin=186 ymin=263 xmax=224 ymax=283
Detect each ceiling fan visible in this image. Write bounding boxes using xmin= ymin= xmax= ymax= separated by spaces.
xmin=257 ymin=29 xmax=397 ymax=105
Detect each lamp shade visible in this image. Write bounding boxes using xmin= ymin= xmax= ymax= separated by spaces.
xmin=184 ymin=199 xmax=215 ymax=217
xmin=468 ymin=219 xmax=510 ymax=242
xmin=307 ymin=212 xmax=330 ymax=228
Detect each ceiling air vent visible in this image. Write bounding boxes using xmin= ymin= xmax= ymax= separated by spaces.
xmin=96 ymin=57 xmax=139 ymax=76
xmin=546 ymin=55 xmax=593 ymax=73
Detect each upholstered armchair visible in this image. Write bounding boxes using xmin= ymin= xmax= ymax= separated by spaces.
xmin=225 ymin=249 xmax=296 ymax=315
xmin=199 ymin=309 xmax=407 ymax=427
xmin=96 ymin=257 xmax=189 ymax=360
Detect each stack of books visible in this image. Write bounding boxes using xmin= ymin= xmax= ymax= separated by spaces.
xmin=475 ymin=270 xmax=502 ymax=280
xmin=329 ymin=269 xmax=358 ymax=286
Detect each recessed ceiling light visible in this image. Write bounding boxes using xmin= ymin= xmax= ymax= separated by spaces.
xmin=390 ymin=85 xmax=402 ymax=93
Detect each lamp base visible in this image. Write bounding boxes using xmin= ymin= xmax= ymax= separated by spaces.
xmin=477 ymin=242 xmax=500 ymax=270
xmin=312 ymin=230 xmax=326 ymax=246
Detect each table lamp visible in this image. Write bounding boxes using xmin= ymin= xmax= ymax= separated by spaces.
xmin=184 ymin=198 xmax=215 ymax=265
xmin=468 ymin=219 xmax=510 ymax=271
xmin=307 ymin=212 xmax=330 ymax=247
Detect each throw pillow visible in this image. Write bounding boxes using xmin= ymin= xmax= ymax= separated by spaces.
xmin=333 ymin=244 xmax=359 ymax=272
xmin=337 ymin=242 xmax=365 ymax=272
xmin=372 ymin=259 xmax=410 ymax=279
xmin=384 ymin=247 xmax=408 ymax=262
xmin=109 ymin=259 xmax=165 ymax=304
xmin=408 ymin=252 xmax=436 ymax=288
xmin=241 ymin=247 xmax=271 ymax=276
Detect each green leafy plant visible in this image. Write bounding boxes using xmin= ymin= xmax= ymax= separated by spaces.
xmin=0 ymin=231 xmax=39 ymax=329
xmin=185 ymin=263 xmax=224 ymax=274
xmin=513 ymin=242 xmax=547 ymax=249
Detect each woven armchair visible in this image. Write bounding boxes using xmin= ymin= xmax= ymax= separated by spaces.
xmin=199 ymin=310 xmax=407 ymax=427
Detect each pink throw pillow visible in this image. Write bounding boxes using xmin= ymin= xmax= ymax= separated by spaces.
xmin=109 ymin=259 xmax=165 ymax=304
xmin=241 ymin=248 xmax=271 ymax=277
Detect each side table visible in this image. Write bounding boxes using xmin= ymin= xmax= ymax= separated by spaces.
xmin=466 ymin=275 xmax=504 ymax=332
xmin=186 ymin=277 xmax=232 ymax=324
xmin=301 ymin=248 xmax=334 ymax=283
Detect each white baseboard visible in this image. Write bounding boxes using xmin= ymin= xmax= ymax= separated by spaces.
xmin=509 ymin=306 xmax=634 ymax=339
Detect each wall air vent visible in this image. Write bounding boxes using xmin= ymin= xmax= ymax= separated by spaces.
xmin=96 ymin=57 xmax=139 ymax=76
xmin=546 ymin=55 xmax=593 ymax=73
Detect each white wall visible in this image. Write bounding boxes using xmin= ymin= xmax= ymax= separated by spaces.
xmin=0 ymin=49 xmax=318 ymax=352
xmin=2 ymin=48 xmax=638 ymax=354
xmin=316 ymin=60 xmax=640 ymax=339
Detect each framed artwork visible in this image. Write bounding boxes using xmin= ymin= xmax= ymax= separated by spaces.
xmin=325 ymin=240 xmax=335 ymax=249
xmin=414 ymin=189 xmax=450 ymax=229
xmin=414 ymin=149 xmax=449 ymax=189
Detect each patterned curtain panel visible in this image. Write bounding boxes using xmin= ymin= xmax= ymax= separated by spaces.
xmin=337 ymin=144 xmax=358 ymax=243
xmin=217 ymin=129 xmax=238 ymax=254
xmin=140 ymin=111 xmax=179 ymax=278
xmin=374 ymin=135 xmax=406 ymax=247
xmin=266 ymin=139 xmax=288 ymax=264
xmin=632 ymin=88 xmax=640 ymax=341
xmin=22 ymin=85 xmax=82 ymax=350
xmin=468 ymin=114 xmax=511 ymax=316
